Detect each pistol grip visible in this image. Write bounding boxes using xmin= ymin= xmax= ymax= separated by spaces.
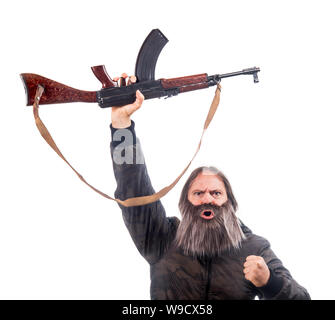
xmin=91 ymin=65 xmax=115 ymax=88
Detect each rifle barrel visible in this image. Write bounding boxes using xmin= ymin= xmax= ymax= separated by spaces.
xmin=207 ymin=67 xmax=260 ymax=86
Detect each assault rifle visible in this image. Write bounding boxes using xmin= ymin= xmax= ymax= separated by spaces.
xmin=21 ymin=29 xmax=260 ymax=107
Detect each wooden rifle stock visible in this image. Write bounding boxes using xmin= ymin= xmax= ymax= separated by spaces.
xmin=20 ymin=73 xmax=97 ymax=106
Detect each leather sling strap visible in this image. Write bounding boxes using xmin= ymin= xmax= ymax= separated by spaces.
xmin=32 ymin=84 xmax=222 ymax=207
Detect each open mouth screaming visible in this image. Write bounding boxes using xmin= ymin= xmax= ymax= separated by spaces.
xmin=200 ymin=209 xmax=215 ymax=220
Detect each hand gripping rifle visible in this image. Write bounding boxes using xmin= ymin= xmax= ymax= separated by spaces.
xmin=20 ymin=29 xmax=260 ymax=107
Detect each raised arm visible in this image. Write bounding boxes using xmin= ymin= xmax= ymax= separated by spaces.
xmin=110 ymin=75 xmax=178 ymax=265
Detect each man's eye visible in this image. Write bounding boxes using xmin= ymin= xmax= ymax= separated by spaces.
xmin=213 ymin=191 xmax=222 ymax=196
xmin=194 ymin=192 xmax=203 ymax=196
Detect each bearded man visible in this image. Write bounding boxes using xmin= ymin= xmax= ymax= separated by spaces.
xmin=110 ymin=75 xmax=310 ymax=300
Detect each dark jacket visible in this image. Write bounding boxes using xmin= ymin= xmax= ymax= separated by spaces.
xmin=111 ymin=121 xmax=310 ymax=300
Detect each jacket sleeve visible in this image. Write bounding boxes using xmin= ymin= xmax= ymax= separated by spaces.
xmin=256 ymin=239 xmax=311 ymax=300
xmin=110 ymin=121 xmax=177 ymax=265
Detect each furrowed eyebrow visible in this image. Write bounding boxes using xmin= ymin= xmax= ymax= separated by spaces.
xmin=192 ymin=189 xmax=224 ymax=194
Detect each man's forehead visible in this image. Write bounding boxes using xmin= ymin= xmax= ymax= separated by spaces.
xmin=199 ymin=168 xmax=220 ymax=176
xmin=189 ymin=171 xmax=226 ymax=190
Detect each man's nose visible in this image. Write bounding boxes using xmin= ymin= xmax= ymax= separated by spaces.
xmin=201 ymin=192 xmax=214 ymax=204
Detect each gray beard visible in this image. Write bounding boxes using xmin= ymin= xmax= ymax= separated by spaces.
xmin=175 ymin=201 xmax=246 ymax=258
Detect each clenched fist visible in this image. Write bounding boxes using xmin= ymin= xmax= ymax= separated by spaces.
xmin=243 ymin=255 xmax=270 ymax=287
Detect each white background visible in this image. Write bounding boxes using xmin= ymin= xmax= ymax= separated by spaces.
xmin=1 ymin=0 xmax=334 ymax=299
